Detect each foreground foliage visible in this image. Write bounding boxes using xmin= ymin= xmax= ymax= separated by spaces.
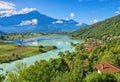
xmin=85 ymin=72 xmax=120 ymax=82
xmin=4 ymin=38 xmax=120 ymax=82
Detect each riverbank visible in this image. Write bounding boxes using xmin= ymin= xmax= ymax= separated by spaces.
xmin=0 ymin=42 xmax=57 ymax=63
xmin=0 ymin=35 xmax=82 ymax=76
xmin=0 ymin=32 xmax=67 ymax=41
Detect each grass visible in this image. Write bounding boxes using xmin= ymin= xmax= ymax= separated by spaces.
xmin=0 ymin=42 xmax=56 ymax=63
xmin=2 ymin=33 xmax=63 ymax=40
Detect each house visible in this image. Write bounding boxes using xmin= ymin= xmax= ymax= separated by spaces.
xmin=95 ymin=62 xmax=120 ymax=73
xmin=83 ymin=43 xmax=96 ymax=52
xmin=83 ymin=38 xmax=105 ymax=52
xmin=85 ymin=45 xmax=95 ymax=52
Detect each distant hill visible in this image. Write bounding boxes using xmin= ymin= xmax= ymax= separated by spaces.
xmin=70 ymin=15 xmax=120 ymax=39
xmin=0 ymin=31 xmax=4 ymax=34
xmin=0 ymin=10 xmax=87 ymax=33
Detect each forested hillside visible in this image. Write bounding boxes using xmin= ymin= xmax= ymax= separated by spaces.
xmin=70 ymin=15 xmax=120 ymax=39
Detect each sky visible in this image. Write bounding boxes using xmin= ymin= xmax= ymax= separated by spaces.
xmin=1 ymin=0 xmax=120 ymax=24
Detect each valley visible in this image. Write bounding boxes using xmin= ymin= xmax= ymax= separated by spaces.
xmin=0 ymin=1 xmax=120 ymax=81
xmin=1 ymin=14 xmax=119 ymax=82
xmin=0 ymin=35 xmax=82 ymax=76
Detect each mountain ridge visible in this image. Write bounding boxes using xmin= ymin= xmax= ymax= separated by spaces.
xmin=0 ymin=31 xmax=4 ymax=34
xmin=0 ymin=10 xmax=88 ymax=33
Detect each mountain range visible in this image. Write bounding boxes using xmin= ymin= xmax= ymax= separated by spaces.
xmin=0 ymin=10 xmax=87 ymax=33
xmin=0 ymin=31 xmax=4 ymax=34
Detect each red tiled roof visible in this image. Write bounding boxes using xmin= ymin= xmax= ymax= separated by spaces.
xmin=95 ymin=62 xmax=120 ymax=73
xmin=85 ymin=45 xmax=95 ymax=51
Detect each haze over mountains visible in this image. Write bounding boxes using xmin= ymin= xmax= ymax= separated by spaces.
xmin=0 ymin=31 xmax=4 ymax=34
xmin=0 ymin=10 xmax=87 ymax=33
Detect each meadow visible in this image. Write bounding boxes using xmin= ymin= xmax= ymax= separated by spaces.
xmin=0 ymin=41 xmax=56 ymax=63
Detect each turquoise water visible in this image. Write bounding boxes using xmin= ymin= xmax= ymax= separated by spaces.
xmin=0 ymin=35 xmax=84 ymax=74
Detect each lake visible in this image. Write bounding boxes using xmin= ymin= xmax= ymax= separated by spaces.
xmin=0 ymin=35 xmax=84 ymax=74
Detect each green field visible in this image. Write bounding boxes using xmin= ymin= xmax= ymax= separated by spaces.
xmin=0 ymin=42 xmax=56 ymax=63
xmin=0 ymin=33 xmax=65 ymax=40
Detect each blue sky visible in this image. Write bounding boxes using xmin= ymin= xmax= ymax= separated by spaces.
xmin=2 ymin=0 xmax=120 ymax=24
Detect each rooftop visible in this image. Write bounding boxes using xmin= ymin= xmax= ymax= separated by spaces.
xmin=95 ymin=62 xmax=120 ymax=73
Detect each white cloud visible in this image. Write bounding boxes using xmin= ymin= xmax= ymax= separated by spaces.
xmin=52 ymin=20 xmax=63 ymax=24
xmin=115 ymin=7 xmax=120 ymax=15
xmin=0 ymin=8 xmax=36 ymax=17
xmin=65 ymin=18 xmax=69 ymax=21
xmin=91 ymin=19 xmax=98 ymax=24
xmin=0 ymin=0 xmax=36 ymax=17
xmin=76 ymin=22 xmax=83 ymax=26
xmin=70 ymin=13 xmax=75 ymax=18
xmin=18 ymin=19 xmax=38 ymax=26
xmin=0 ymin=0 xmax=15 ymax=10
xmin=0 ymin=9 xmax=18 ymax=17
xmin=17 ymin=8 xmax=36 ymax=15
xmin=115 ymin=11 xmax=120 ymax=14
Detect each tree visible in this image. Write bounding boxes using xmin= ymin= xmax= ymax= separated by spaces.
xmin=0 ymin=75 xmax=5 ymax=82
xmin=85 ymin=72 xmax=117 ymax=82
xmin=58 ymin=52 xmax=65 ymax=58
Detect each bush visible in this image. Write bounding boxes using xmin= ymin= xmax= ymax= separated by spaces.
xmin=86 ymin=72 xmax=117 ymax=82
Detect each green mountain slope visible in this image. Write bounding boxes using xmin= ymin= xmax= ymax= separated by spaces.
xmin=70 ymin=15 xmax=120 ymax=39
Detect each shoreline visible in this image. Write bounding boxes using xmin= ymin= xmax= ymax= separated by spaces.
xmin=0 ymin=42 xmax=57 ymax=64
